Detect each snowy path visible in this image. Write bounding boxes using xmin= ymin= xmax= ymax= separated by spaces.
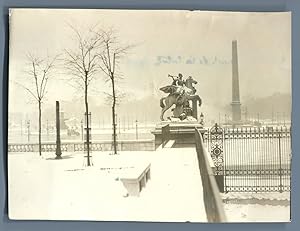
xmin=8 ymin=148 xmax=207 ymax=222
xmin=138 ymin=147 xmax=207 ymax=222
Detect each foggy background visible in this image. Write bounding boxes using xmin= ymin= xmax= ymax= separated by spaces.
xmin=8 ymin=9 xmax=291 ymax=129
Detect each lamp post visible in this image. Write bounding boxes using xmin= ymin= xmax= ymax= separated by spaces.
xmin=123 ymin=117 xmax=125 ymax=131
xmin=46 ymin=119 xmax=49 ymax=139
xmin=55 ymin=101 xmax=62 ymax=159
xmin=26 ymin=120 xmax=30 ymax=142
xmin=135 ymin=119 xmax=138 ymax=140
xmin=81 ymin=119 xmax=83 ymax=141
xmin=200 ymin=112 xmax=204 ymax=126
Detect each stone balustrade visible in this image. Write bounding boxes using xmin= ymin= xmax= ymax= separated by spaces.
xmin=8 ymin=140 xmax=155 ymax=153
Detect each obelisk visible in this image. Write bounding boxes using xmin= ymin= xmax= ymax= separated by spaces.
xmin=231 ymin=40 xmax=241 ymax=122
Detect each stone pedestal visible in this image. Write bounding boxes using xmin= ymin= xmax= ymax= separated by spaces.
xmin=192 ymin=99 xmax=198 ymax=119
xmin=151 ymin=121 xmax=205 ymax=149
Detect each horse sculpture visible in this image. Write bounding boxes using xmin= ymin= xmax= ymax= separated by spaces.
xmin=160 ymin=93 xmax=202 ymax=121
xmin=159 ymin=75 xmax=202 ymax=121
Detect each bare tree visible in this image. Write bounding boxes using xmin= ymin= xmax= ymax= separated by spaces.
xmin=64 ymin=24 xmax=103 ymax=166
xmin=98 ymin=29 xmax=133 ymax=155
xmin=18 ymin=52 xmax=59 ymax=156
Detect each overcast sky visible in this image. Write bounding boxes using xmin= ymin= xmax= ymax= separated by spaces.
xmin=8 ymin=9 xmax=291 ymax=114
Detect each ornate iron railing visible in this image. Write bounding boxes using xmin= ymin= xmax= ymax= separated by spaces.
xmin=195 ymin=128 xmax=227 ymax=222
xmin=206 ymin=124 xmax=291 ymax=193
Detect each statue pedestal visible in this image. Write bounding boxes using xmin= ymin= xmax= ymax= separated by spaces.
xmin=151 ymin=121 xmax=205 ymax=149
xmin=192 ymin=99 xmax=198 ymax=119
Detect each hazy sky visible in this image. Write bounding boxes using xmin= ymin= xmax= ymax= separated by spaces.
xmin=9 ymin=9 xmax=291 ymax=114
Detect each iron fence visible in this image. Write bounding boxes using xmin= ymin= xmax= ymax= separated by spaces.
xmin=206 ymin=124 xmax=291 ymax=193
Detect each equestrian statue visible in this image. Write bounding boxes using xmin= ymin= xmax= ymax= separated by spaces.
xmin=159 ymin=73 xmax=202 ymax=121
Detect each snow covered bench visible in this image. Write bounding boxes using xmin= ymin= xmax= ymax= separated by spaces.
xmin=120 ymin=163 xmax=151 ymax=197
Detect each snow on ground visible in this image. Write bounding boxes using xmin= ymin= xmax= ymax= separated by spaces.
xmin=8 ymin=148 xmax=206 ymax=222
xmin=222 ymin=192 xmax=290 ymax=201
xmin=222 ymin=192 xmax=290 ymax=222
xmin=223 ymin=203 xmax=290 ymax=222
xmin=9 ymin=148 xmax=291 ymax=222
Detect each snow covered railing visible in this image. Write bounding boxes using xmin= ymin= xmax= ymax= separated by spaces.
xmin=195 ymin=128 xmax=227 ymax=222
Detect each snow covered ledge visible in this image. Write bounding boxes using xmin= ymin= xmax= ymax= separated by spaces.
xmin=120 ymin=163 xmax=151 ymax=197
xmin=195 ymin=128 xmax=226 ymax=222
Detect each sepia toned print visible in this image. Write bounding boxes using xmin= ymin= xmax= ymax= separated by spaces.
xmin=8 ymin=9 xmax=291 ymax=222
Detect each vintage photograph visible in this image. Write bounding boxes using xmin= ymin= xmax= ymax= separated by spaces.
xmin=8 ymin=9 xmax=291 ymax=222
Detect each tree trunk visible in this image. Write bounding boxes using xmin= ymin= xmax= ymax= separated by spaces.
xmin=85 ymin=80 xmax=91 ymax=166
xmin=38 ymin=100 xmax=42 ymax=156
xmin=111 ymin=77 xmax=117 ymax=154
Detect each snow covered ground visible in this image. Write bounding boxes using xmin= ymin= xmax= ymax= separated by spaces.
xmin=223 ymin=203 xmax=290 ymax=222
xmin=222 ymin=192 xmax=290 ymax=222
xmin=8 ymin=148 xmax=207 ymax=222
xmin=8 ymin=147 xmax=291 ymax=222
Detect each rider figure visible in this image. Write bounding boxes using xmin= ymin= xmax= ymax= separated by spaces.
xmin=169 ymin=73 xmax=184 ymax=85
xmin=170 ymin=73 xmax=185 ymax=103
xmin=169 ymin=72 xmax=185 ymax=87
xmin=176 ymin=73 xmax=185 ymax=86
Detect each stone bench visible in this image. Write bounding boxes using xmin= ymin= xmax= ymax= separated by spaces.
xmin=120 ymin=163 xmax=151 ymax=197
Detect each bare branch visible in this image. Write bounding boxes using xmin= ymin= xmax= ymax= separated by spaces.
xmin=12 ymin=80 xmax=39 ymax=102
xmin=19 ymin=52 xmax=60 ymax=104
xmin=63 ymin=24 xmax=105 ymax=93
